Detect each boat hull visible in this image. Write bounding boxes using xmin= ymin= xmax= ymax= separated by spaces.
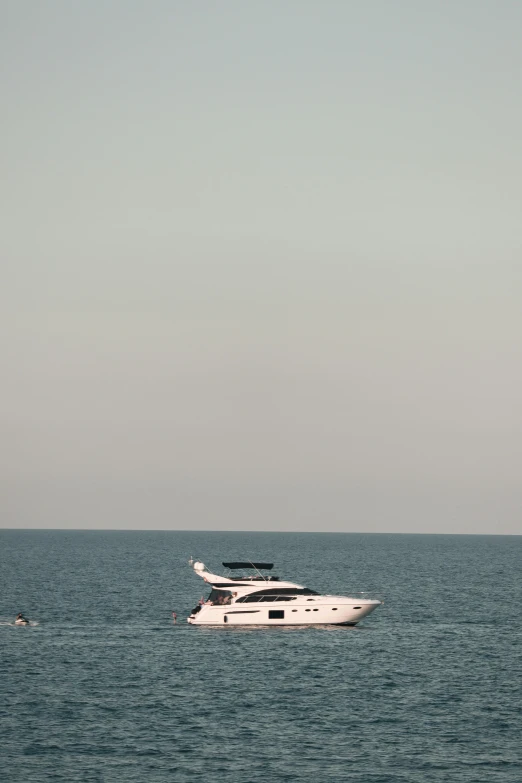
xmin=188 ymin=599 xmax=380 ymax=626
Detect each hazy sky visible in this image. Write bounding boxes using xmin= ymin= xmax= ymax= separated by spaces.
xmin=1 ymin=1 xmax=521 ymax=533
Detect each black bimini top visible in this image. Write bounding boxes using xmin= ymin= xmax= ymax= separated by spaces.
xmin=222 ymin=562 xmax=274 ymax=570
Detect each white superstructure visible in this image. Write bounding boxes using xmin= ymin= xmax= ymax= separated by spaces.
xmin=187 ymin=560 xmax=381 ymax=626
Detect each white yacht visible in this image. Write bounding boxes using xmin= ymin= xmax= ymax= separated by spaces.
xmin=187 ymin=560 xmax=381 ymax=626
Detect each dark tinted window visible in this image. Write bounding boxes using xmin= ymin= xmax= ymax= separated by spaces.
xmin=242 ymin=594 xmax=297 ymax=603
xmin=268 ymin=610 xmax=284 ymax=619
xmin=242 ymin=594 xmax=269 ymax=603
xmin=237 ymin=588 xmax=318 ymax=603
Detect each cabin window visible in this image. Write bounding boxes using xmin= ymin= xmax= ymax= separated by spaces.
xmin=240 ymin=594 xmax=297 ymax=603
xmin=353 ymin=606 xmax=361 ymax=609
xmin=332 ymin=608 xmax=338 ymax=611
xmin=268 ymin=610 xmax=284 ymax=619
xmin=236 ymin=588 xmax=318 ymax=603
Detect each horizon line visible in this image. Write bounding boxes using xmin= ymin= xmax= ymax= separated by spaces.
xmin=0 ymin=528 xmax=520 ymax=537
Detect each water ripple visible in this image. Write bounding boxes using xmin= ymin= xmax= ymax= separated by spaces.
xmin=1 ymin=530 xmax=520 ymax=782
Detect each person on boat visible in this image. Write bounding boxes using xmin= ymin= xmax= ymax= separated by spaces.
xmin=16 ymin=613 xmax=29 ymax=624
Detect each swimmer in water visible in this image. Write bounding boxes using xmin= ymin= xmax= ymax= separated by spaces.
xmin=172 ymin=612 xmax=177 ymax=623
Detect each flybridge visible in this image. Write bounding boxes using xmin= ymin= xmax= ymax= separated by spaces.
xmin=222 ymin=562 xmax=277 ymax=581
xmin=190 ymin=560 xmax=279 ymax=582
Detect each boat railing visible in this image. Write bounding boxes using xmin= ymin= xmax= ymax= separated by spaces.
xmin=344 ymin=591 xmax=383 ymax=602
xmin=235 ymin=592 xmax=381 ymax=604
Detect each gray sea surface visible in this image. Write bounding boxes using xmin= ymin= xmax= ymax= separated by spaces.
xmin=0 ymin=530 xmax=520 ymax=782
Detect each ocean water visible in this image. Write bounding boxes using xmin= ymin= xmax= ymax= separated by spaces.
xmin=0 ymin=531 xmax=520 ymax=783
